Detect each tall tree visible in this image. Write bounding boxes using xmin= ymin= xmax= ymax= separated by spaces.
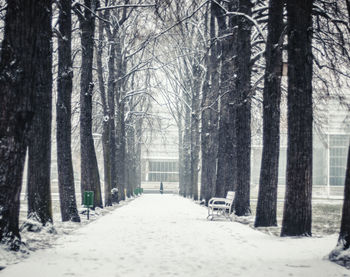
xmin=215 ymin=0 xmax=238 ymax=198
xmin=190 ymin=57 xmax=202 ymax=201
xmin=115 ymin=35 xmax=127 ymax=201
xmin=78 ymin=0 xmax=103 ymax=208
xmin=26 ymin=0 xmax=53 ymax=226
xmin=255 ymin=0 xmax=284 ymax=227
xmin=281 ymin=0 xmax=314 ymax=236
xmin=234 ymin=0 xmax=253 ymax=216
xmin=0 ymin=0 xmax=52 ymax=250
xmin=56 ymin=0 xmax=81 ymax=222
xmin=201 ymin=1 xmax=220 ymax=204
xmin=96 ymin=14 xmax=113 ymax=206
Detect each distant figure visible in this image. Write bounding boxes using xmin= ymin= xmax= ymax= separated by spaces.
xmin=160 ymin=181 xmax=164 ymax=194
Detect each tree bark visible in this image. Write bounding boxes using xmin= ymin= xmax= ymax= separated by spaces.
xmin=329 ymin=144 xmax=350 ymax=266
xmin=234 ymin=0 xmax=252 ymax=216
xmin=135 ymin=118 xmax=143 ymax=190
xmin=255 ymin=0 xmax=284 ymax=227
xmin=104 ymin=13 xmax=118 ymax=204
xmin=215 ymin=1 xmax=237 ymax=198
xmin=183 ymin=89 xmax=192 ymax=198
xmin=79 ymin=0 xmax=103 ymax=208
xmin=96 ymin=15 xmax=113 ymax=206
xmin=191 ymin=62 xmax=201 ymax=201
xmin=26 ymin=1 xmax=53 ymax=226
xmin=281 ymin=0 xmax=313 ymax=236
xmin=177 ymin=104 xmax=185 ymax=196
xmin=201 ymin=1 xmax=220 ymax=204
xmin=0 ymin=0 xmax=51 ymax=250
xmin=56 ymin=0 xmax=81 ymax=222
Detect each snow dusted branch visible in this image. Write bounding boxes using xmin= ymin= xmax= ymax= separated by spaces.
xmin=152 ymin=0 xmax=210 ymax=41
xmin=213 ymin=0 xmax=266 ymax=43
xmin=97 ymin=4 xmax=157 ymax=11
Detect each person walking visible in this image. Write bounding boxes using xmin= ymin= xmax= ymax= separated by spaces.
xmin=160 ymin=181 xmax=164 ymax=194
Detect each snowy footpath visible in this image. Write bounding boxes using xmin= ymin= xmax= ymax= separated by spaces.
xmin=1 ymin=194 xmax=349 ymax=277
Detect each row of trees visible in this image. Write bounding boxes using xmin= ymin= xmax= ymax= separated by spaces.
xmin=0 ymin=0 xmax=157 ymax=250
xmin=1 ymin=1 xmax=350 ymax=266
xmin=153 ymin=0 xmax=350 ymax=258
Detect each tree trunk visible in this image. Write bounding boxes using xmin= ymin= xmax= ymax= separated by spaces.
xmin=0 ymin=0 xmax=51 ymax=250
xmin=26 ymin=1 xmax=53 ymax=226
xmin=135 ymin=119 xmax=143 ymax=190
xmin=177 ymin=105 xmax=185 ymax=196
xmin=234 ymin=0 xmax=252 ymax=217
xmin=106 ymin=28 xmax=118 ymax=203
xmin=191 ymin=63 xmax=201 ymax=201
xmin=215 ymin=2 xmax=237 ymax=198
xmin=114 ymin=35 xmax=127 ymax=201
xmin=183 ymin=90 xmax=192 ymax=198
xmin=79 ymin=0 xmax=103 ymax=208
xmin=200 ymin=68 xmax=209 ymax=202
xmin=126 ymin=117 xmax=136 ymax=197
xmin=329 ymin=144 xmax=350 ymax=266
xmin=255 ymin=0 xmax=284 ymax=227
xmin=96 ymin=16 xmax=113 ymax=206
xmin=56 ymin=0 xmax=81 ymax=222
xmin=202 ymin=1 xmax=220 ymax=204
xmin=281 ymin=0 xmax=313 ymax=237
xmin=329 ymin=3 xmax=350 ymax=266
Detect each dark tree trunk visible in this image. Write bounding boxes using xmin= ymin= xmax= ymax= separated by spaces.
xmin=96 ymin=16 xmax=113 ymax=206
xmin=191 ymin=62 xmax=201 ymax=201
xmin=215 ymin=1 xmax=237 ymax=198
xmin=329 ymin=144 xmax=350 ymax=266
xmin=104 ymin=15 xmax=118 ymax=204
xmin=202 ymin=1 xmax=220 ymax=204
xmin=107 ymin=39 xmax=117 ymax=201
xmin=116 ymin=100 xmax=126 ymax=200
xmin=56 ymin=0 xmax=81 ymax=222
xmin=255 ymin=0 xmax=284 ymax=227
xmin=200 ymin=64 xmax=210 ymax=201
xmin=341 ymin=154 xmax=350 ymax=238
xmin=79 ymin=0 xmax=103 ymax=208
xmin=234 ymin=0 xmax=252 ymax=217
xmin=115 ymin=36 xmax=127 ymax=201
xmin=329 ymin=4 xmax=350 ymax=266
xmin=135 ymin=119 xmax=143 ymax=190
xmin=177 ymin=106 xmax=185 ymax=196
xmin=183 ymin=90 xmax=192 ymax=198
xmin=0 ymin=0 xmax=51 ymax=250
xmin=26 ymin=1 xmax=53 ymax=226
xmin=126 ymin=118 xmax=136 ymax=197
xmin=281 ymin=0 xmax=313 ymax=237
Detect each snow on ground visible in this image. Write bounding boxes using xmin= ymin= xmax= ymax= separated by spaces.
xmin=1 ymin=194 xmax=349 ymax=277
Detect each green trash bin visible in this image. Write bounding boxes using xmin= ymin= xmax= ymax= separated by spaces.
xmin=83 ymin=191 xmax=94 ymax=208
xmin=83 ymin=191 xmax=94 ymax=220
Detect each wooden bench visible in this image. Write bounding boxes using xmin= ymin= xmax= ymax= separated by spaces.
xmin=207 ymin=191 xmax=235 ymax=220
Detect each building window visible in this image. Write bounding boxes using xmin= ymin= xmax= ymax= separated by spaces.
xmin=148 ymin=161 xmax=179 ymax=182
xmin=329 ymin=135 xmax=349 ymax=186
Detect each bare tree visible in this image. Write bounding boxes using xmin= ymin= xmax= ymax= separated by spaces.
xmin=0 ymin=0 xmax=52 ymax=250
xmin=281 ymin=0 xmax=314 ymax=237
xmin=255 ymin=0 xmax=284 ymax=227
xmin=234 ymin=0 xmax=253 ymax=216
xmin=56 ymin=0 xmax=81 ymax=222
xmin=77 ymin=0 xmax=103 ymax=208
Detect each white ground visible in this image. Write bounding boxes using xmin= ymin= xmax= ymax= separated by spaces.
xmin=1 ymin=194 xmax=349 ymax=277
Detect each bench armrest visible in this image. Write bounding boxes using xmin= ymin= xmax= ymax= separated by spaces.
xmin=208 ymin=197 xmax=227 ymax=205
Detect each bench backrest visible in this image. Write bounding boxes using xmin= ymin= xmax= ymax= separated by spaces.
xmin=225 ymin=191 xmax=235 ymax=206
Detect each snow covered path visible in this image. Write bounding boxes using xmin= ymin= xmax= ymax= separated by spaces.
xmin=1 ymin=194 xmax=349 ymax=277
